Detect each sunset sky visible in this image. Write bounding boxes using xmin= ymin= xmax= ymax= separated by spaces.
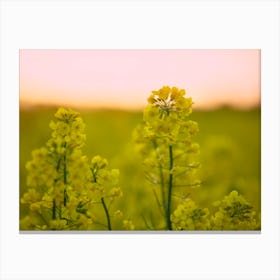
xmin=20 ymin=49 xmax=260 ymax=110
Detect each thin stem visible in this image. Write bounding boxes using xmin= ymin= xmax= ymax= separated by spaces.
xmin=90 ymin=168 xmax=112 ymax=230
xmin=101 ymin=197 xmax=112 ymax=230
xmin=144 ymin=173 xmax=158 ymax=185
xmin=63 ymin=142 xmax=68 ymax=206
xmin=173 ymin=182 xmax=201 ymax=188
xmin=159 ymin=165 xmax=166 ymax=213
xmin=152 ymin=189 xmax=165 ymax=217
xmin=107 ymin=199 xmax=113 ymax=211
xmin=91 ymin=220 xmax=108 ymax=228
xmin=149 ymin=211 xmax=156 ymax=229
xmin=52 ymin=199 xmax=56 ymax=220
xmin=166 ymin=145 xmax=173 ymax=230
xmin=59 ymin=206 xmax=62 ymax=219
xmin=141 ymin=214 xmax=153 ymax=230
xmin=152 ymin=141 xmax=166 ymax=215
xmin=56 ymin=157 xmax=61 ymax=171
xmin=63 ymin=155 xmax=67 ymax=184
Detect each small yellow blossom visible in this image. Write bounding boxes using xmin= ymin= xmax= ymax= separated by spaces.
xmin=123 ymin=219 xmax=135 ymax=230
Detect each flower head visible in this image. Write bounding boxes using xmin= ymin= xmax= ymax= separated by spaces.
xmin=211 ymin=190 xmax=258 ymax=230
xmin=147 ymin=86 xmax=193 ymax=115
xmin=171 ymin=200 xmax=210 ymax=230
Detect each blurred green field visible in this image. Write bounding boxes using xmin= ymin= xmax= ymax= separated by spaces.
xmin=20 ymin=106 xmax=261 ymax=229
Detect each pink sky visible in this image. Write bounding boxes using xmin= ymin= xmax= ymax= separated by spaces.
xmin=20 ymin=49 xmax=260 ymax=110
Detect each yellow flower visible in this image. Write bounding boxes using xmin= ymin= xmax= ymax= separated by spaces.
xmin=49 ymin=219 xmax=68 ymax=230
xmin=114 ymin=210 xmax=123 ymax=218
xmin=30 ymin=202 xmax=42 ymax=213
xmin=21 ymin=189 xmax=41 ymax=204
xmin=211 ymin=190 xmax=258 ymax=230
xmin=123 ymin=219 xmax=135 ymax=230
xmin=109 ymin=187 xmax=123 ymax=199
xmin=171 ymin=200 xmax=210 ymax=230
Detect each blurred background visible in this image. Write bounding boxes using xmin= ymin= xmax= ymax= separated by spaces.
xmin=20 ymin=49 xmax=261 ymax=229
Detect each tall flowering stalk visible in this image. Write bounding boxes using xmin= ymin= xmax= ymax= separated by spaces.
xmin=134 ymin=86 xmax=200 ymax=230
xmin=20 ymin=108 xmax=122 ymax=230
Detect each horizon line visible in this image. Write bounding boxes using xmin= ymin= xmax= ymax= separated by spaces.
xmin=20 ymin=99 xmax=261 ymax=112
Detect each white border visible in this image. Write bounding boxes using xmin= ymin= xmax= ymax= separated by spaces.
xmin=1 ymin=1 xmax=279 ymax=279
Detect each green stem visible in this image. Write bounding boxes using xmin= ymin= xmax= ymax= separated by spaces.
xmin=52 ymin=199 xmax=56 ymax=220
xmin=101 ymin=197 xmax=112 ymax=230
xmin=159 ymin=165 xmax=166 ymax=214
xmin=63 ymin=155 xmax=67 ymax=184
xmin=166 ymin=145 xmax=173 ymax=230
xmin=63 ymin=143 xmax=68 ymax=206
xmin=152 ymin=141 xmax=166 ymax=217
xmin=59 ymin=206 xmax=62 ymax=219
xmin=152 ymin=189 xmax=165 ymax=217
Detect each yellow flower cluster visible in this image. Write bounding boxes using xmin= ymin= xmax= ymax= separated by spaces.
xmin=90 ymin=155 xmax=121 ymax=197
xmin=20 ymin=108 xmax=122 ymax=231
xmin=147 ymin=86 xmax=193 ymax=115
xmin=171 ymin=200 xmax=210 ymax=230
xmin=211 ymin=191 xmax=258 ymax=230
xmin=25 ymin=147 xmax=57 ymax=188
xmin=48 ymin=107 xmax=86 ymax=152
xmin=143 ymin=86 xmax=195 ymax=145
xmin=21 ymin=188 xmax=41 ymax=204
xmin=171 ymin=190 xmax=258 ymax=231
